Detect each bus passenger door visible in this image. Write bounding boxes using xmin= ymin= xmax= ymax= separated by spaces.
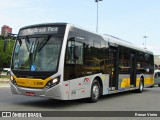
xmin=109 ymin=46 xmax=119 ymax=90
xmin=130 ymin=52 xmax=137 ymax=87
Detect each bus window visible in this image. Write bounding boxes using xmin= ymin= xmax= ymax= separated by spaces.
xmin=66 ymin=39 xmax=83 ymax=65
xmin=158 ymin=72 xmax=160 ymax=77
xmin=74 ymin=42 xmax=83 ymax=64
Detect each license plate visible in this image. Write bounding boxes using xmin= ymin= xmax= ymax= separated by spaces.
xmin=26 ymin=92 xmax=35 ymax=96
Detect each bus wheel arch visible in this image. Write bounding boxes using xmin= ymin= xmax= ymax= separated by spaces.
xmin=94 ymin=76 xmax=103 ymax=95
xmin=141 ymin=76 xmax=144 ymax=87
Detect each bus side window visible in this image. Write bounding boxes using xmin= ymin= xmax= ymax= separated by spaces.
xmin=66 ymin=41 xmax=74 ymax=64
xmin=74 ymin=42 xmax=83 ymax=64
xmin=66 ymin=39 xmax=83 ymax=65
xmin=158 ymin=72 xmax=160 ymax=78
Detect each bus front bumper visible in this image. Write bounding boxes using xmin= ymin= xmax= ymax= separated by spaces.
xmin=10 ymin=82 xmax=65 ymax=100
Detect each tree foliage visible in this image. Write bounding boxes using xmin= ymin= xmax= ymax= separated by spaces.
xmin=0 ymin=38 xmax=15 ymax=68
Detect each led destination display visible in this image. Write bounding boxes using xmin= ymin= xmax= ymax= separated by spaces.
xmin=19 ymin=26 xmax=60 ymax=36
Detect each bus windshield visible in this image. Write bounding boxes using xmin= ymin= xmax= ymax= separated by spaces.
xmin=12 ymin=36 xmax=63 ymax=72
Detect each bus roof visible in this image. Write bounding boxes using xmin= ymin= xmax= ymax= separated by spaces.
xmin=69 ymin=23 xmax=153 ymax=55
xmin=18 ymin=23 xmax=153 ymax=55
xmin=101 ymin=34 xmax=153 ymax=54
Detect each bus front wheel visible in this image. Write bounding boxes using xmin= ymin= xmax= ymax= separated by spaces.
xmin=89 ymin=79 xmax=100 ymax=103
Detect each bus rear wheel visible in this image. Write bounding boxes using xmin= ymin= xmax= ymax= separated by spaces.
xmin=89 ymin=79 xmax=100 ymax=103
xmin=137 ymin=79 xmax=143 ymax=93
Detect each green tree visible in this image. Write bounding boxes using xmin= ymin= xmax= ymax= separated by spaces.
xmin=0 ymin=38 xmax=15 ymax=68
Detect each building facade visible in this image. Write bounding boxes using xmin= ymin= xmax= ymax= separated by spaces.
xmin=1 ymin=25 xmax=12 ymax=36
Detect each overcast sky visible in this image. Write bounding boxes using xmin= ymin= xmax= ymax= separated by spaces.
xmin=0 ymin=0 xmax=160 ymax=55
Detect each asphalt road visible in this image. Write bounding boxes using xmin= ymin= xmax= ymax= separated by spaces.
xmin=0 ymin=85 xmax=160 ymax=120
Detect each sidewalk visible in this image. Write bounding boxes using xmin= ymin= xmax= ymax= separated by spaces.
xmin=0 ymin=78 xmax=10 ymax=87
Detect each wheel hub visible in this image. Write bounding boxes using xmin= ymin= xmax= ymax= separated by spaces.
xmin=93 ymin=85 xmax=99 ymax=99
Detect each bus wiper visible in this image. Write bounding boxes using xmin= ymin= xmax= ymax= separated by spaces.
xmin=25 ymin=36 xmax=30 ymax=52
xmin=36 ymin=35 xmax=51 ymax=52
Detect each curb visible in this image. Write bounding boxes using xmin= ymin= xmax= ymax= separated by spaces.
xmin=0 ymin=78 xmax=10 ymax=87
xmin=0 ymin=78 xmax=10 ymax=84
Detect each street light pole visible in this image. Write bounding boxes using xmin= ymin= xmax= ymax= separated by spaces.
xmin=143 ymin=36 xmax=148 ymax=49
xmin=95 ymin=0 xmax=102 ymax=33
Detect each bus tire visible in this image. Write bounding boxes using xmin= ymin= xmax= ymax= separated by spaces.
xmin=89 ymin=79 xmax=100 ymax=103
xmin=137 ymin=79 xmax=143 ymax=93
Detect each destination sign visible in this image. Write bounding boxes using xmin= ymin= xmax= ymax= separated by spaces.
xmin=19 ymin=26 xmax=59 ymax=36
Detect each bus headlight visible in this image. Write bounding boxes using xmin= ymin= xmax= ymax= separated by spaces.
xmin=45 ymin=77 xmax=60 ymax=89
xmin=52 ymin=78 xmax=58 ymax=84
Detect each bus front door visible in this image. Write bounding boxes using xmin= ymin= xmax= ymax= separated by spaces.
xmin=109 ymin=47 xmax=119 ymax=90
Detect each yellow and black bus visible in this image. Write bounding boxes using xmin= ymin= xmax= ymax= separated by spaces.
xmin=10 ymin=23 xmax=154 ymax=102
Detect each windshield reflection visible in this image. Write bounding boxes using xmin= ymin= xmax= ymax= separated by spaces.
xmin=12 ymin=36 xmax=62 ymax=71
